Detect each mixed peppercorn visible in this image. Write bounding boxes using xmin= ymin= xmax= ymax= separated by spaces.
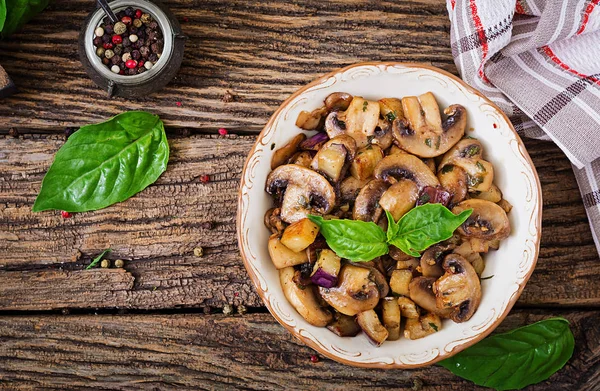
xmin=92 ymin=6 xmax=164 ymax=75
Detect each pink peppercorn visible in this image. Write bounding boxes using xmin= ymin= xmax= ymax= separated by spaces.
xmin=310 ymin=355 xmax=319 ymax=363
xmin=121 ymin=16 xmax=132 ymax=25
xmin=218 ymin=128 xmax=228 ymax=136
xmin=200 ymin=175 xmax=210 ymax=184
xmin=176 ymin=101 xmax=182 ymax=107
xmin=135 ymin=9 xmax=143 ymax=19
xmin=125 ymin=59 xmax=137 ymax=69
xmin=112 ymin=35 xmax=123 ymax=44
xmin=103 ymin=42 xmax=113 ymax=50
xmin=61 ymin=211 xmax=72 ymax=218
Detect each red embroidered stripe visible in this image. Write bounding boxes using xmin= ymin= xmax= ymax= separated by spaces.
xmin=469 ymin=0 xmax=490 ymax=82
xmin=577 ymin=0 xmax=600 ymax=35
xmin=542 ymin=46 xmax=600 ymax=86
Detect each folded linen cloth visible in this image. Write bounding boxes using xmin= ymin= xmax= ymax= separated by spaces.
xmin=447 ymin=0 xmax=600 ymax=254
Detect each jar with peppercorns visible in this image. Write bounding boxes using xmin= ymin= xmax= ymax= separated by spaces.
xmin=79 ymin=0 xmax=186 ymax=98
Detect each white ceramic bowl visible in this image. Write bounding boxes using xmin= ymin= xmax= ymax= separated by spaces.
xmin=237 ymin=62 xmax=542 ymax=368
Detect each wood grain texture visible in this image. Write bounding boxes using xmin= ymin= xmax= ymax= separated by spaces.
xmin=0 ymin=0 xmax=455 ymax=131
xmin=0 ymin=310 xmax=597 ymax=390
xmin=0 ymin=134 xmax=598 ymax=310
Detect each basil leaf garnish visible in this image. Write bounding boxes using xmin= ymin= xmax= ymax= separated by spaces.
xmin=307 ymin=216 xmax=388 ymax=261
xmin=439 ymin=318 xmax=575 ymax=390
xmin=0 ymin=0 xmax=7 ymax=32
xmin=386 ymin=204 xmax=472 ymax=257
xmin=1 ymin=0 xmax=50 ymax=38
xmin=33 ymin=111 xmax=169 ymax=213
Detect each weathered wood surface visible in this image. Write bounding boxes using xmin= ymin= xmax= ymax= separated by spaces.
xmin=0 ymin=310 xmax=597 ymax=390
xmin=0 ymin=0 xmax=454 ymax=131
xmin=0 ymin=134 xmax=598 ymax=310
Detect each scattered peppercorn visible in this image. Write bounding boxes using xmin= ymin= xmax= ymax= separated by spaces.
xmin=100 ymin=259 xmax=110 ymax=268
xmin=411 ymin=378 xmax=424 ymax=391
xmin=93 ymin=10 xmax=163 ymax=75
xmin=8 ymin=128 xmax=18 ymax=137
xmin=310 ymin=355 xmax=319 ymax=363
xmin=222 ymin=91 xmax=235 ymax=102
xmin=201 ymin=221 xmax=214 ymax=230
xmin=200 ymin=174 xmax=210 ymax=183
xmin=218 ymin=128 xmax=228 ymax=136
xmin=114 ymin=259 xmax=125 ymax=268
xmin=182 ymin=16 xmax=189 ymax=22
xmin=176 ymin=101 xmax=182 ymax=107
xmin=223 ymin=304 xmax=234 ymax=315
xmin=237 ymin=304 xmax=247 ymax=315
xmin=61 ymin=211 xmax=72 ymax=218
xmin=193 ymin=247 xmax=204 ymax=257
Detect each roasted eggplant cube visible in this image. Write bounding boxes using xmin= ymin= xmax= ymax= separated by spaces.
xmin=381 ymin=297 xmax=401 ymax=341
xmin=356 ymin=309 xmax=389 ymax=346
xmin=390 ymin=269 xmax=413 ymax=296
xmin=280 ymin=218 xmax=320 ymax=253
xmin=310 ymin=249 xmax=342 ymax=288
xmin=268 ymin=237 xmax=308 ymax=269
xmin=327 ymin=312 xmax=361 ymax=337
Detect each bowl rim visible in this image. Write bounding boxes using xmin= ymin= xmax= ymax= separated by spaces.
xmin=236 ymin=61 xmax=543 ymax=369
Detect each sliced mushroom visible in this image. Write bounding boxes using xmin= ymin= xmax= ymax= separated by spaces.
xmin=439 ymin=139 xmax=494 ymax=192
xmin=353 ymin=264 xmax=390 ymax=298
xmin=266 ymin=164 xmax=336 ymax=223
xmin=271 ymin=134 xmax=307 ymax=170
xmin=264 ymin=207 xmax=286 ymax=235
xmin=352 ymin=179 xmax=390 ymax=222
xmin=342 ymin=97 xmax=380 ymax=148
xmin=372 ymin=118 xmax=394 ymax=150
xmin=433 ymin=254 xmax=482 ymax=323
xmin=311 ymin=135 xmax=357 ymax=183
xmin=471 ymin=183 xmax=502 ymax=203
xmin=420 ymin=243 xmax=456 ymax=278
xmin=327 ymin=312 xmax=361 ymax=337
xmin=392 ymin=92 xmax=466 ymax=158
xmin=452 ymin=199 xmax=510 ymax=240
xmin=296 ymin=106 xmax=328 ymax=130
xmin=340 ymin=176 xmax=370 ymax=204
xmin=408 ymin=277 xmax=453 ymax=318
xmin=378 ymin=179 xmax=419 ymax=221
xmin=325 ymin=92 xmax=353 ymax=112
xmin=437 ymin=164 xmax=468 ymax=204
xmin=324 ymin=111 xmax=347 ymax=139
xmin=268 ymin=236 xmax=308 ymax=269
xmin=319 ymin=264 xmax=380 ymax=316
xmin=378 ymin=98 xmax=404 ymax=122
xmin=350 ymin=144 xmax=384 ymax=180
xmin=279 ymin=267 xmax=332 ymax=326
xmin=373 ymin=154 xmax=440 ymax=189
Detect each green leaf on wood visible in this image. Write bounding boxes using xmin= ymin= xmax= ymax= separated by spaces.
xmin=1 ymin=0 xmax=50 ymax=38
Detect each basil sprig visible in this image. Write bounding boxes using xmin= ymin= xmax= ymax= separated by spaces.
xmin=1 ymin=0 xmax=50 ymax=38
xmin=440 ymin=318 xmax=574 ymax=390
xmin=33 ymin=111 xmax=169 ymax=213
xmin=308 ymin=203 xmax=472 ymax=261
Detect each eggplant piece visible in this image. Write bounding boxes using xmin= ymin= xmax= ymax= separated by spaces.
xmin=327 ymin=312 xmax=361 ymax=337
xmin=356 ymin=309 xmax=389 ymax=346
xmin=382 ymin=297 xmax=401 ymax=341
xmin=268 ymin=236 xmax=309 ymax=269
xmin=311 ymin=249 xmax=342 ymax=288
xmin=300 ymin=131 xmax=329 ymax=151
xmin=280 ymin=218 xmax=320 ymax=253
xmin=389 ymin=269 xmax=413 ymax=296
xmin=404 ymin=313 xmax=442 ymax=340
xmin=350 ymin=145 xmax=384 ymax=180
xmin=397 ymin=297 xmax=420 ymax=319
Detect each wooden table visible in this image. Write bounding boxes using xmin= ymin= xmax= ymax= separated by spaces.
xmin=0 ymin=1 xmax=598 ymax=389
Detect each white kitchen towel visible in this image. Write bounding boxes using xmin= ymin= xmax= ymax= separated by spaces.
xmin=448 ymin=0 xmax=600 ymax=253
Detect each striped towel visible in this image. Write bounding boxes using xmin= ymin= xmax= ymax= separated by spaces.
xmin=448 ymin=0 xmax=600 ymax=254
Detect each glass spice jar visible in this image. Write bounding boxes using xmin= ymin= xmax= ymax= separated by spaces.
xmin=78 ymin=0 xmax=186 ymax=98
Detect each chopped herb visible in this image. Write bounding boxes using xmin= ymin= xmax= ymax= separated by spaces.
xmin=362 ymin=101 xmax=368 ymax=112
xmin=467 ymin=175 xmax=484 ymax=187
xmin=441 ymin=165 xmax=454 ymax=174
xmin=419 ymin=193 xmax=431 ymax=204
xmin=480 ymin=275 xmax=494 ymax=280
xmin=464 ymin=135 xmax=477 ymax=140
xmin=270 ymin=143 xmax=276 ymax=150
xmin=86 ymin=249 xmax=111 ymax=270
xmin=425 ymin=138 xmax=432 ymax=147
xmin=435 ymin=136 xmax=441 ymax=150
xmin=429 ymin=322 xmax=439 ymax=331
xmin=465 ymin=145 xmax=481 ymax=157
xmin=476 ymin=161 xmax=486 ymax=172
xmin=385 ymin=111 xmax=397 ymax=122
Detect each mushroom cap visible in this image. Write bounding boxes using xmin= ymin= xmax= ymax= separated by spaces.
xmin=408 ymin=276 xmax=453 ymax=318
xmin=420 ymin=243 xmax=456 ymax=278
xmin=271 ymin=133 xmax=307 ymax=170
xmin=339 ymin=176 xmax=370 ymax=204
xmin=325 ymin=92 xmax=353 ymax=112
xmin=324 ymin=111 xmax=347 ymax=139
xmin=373 ymin=154 xmax=440 ymax=189
xmin=353 ymin=179 xmax=390 ymax=222
xmin=319 ymin=264 xmax=380 ymax=316
xmin=452 ymin=199 xmax=511 ymax=240
xmin=392 ymin=93 xmax=466 ymax=158
xmin=266 ymin=164 xmax=336 ymax=223
xmin=378 ymin=179 xmax=419 ymax=221
xmin=279 ymin=266 xmax=333 ymax=326
xmin=342 ymin=97 xmax=380 ymax=148
xmin=433 ymin=254 xmax=482 ymax=323
xmin=439 ymin=139 xmax=494 ymax=192
xmin=437 ymin=164 xmax=468 ymax=204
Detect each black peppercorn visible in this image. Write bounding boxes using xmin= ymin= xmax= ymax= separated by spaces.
xmin=93 ymin=36 xmax=102 ymax=46
xmin=122 ymin=36 xmax=131 ymax=47
xmin=136 ymin=38 xmax=145 ymax=46
xmin=125 ymin=6 xmax=135 ymax=17
xmin=149 ymin=53 xmax=158 ymax=62
xmin=102 ymin=57 xmax=110 ymax=65
xmin=117 ymin=10 xmax=125 ymax=19
xmin=132 ymin=50 xmax=141 ymax=60
xmin=119 ymin=62 xmax=127 ymax=71
xmin=151 ymin=42 xmax=163 ymax=54
xmin=148 ymin=21 xmax=158 ymax=30
xmin=113 ymin=45 xmax=123 ymax=55
xmin=104 ymin=24 xmax=114 ymax=34
xmin=111 ymin=54 xmax=121 ymax=65
xmin=138 ymin=67 xmax=146 ymax=74
xmin=123 ymin=46 xmax=132 ymax=54
xmin=102 ymin=34 xmax=111 ymax=43
xmin=128 ymin=68 xmax=137 ymax=75
xmin=140 ymin=46 xmax=150 ymax=57
xmin=130 ymin=26 xmax=138 ymax=34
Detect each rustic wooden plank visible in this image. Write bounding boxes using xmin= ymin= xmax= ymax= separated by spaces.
xmin=0 ymin=310 xmax=597 ymax=390
xmin=0 ymin=0 xmax=455 ymax=131
xmin=0 ymin=133 xmax=598 ymax=310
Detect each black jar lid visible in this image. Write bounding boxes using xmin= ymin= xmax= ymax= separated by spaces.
xmin=78 ymin=0 xmax=186 ymax=98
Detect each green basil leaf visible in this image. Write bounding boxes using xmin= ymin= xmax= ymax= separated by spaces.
xmin=308 ymin=215 xmax=388 ymax=261
xmin=385 ymin=210 xmax=400 ymax=242
xmin=0 ymin=0 xmax=7 ymax=32
xmin=33 ymin=111 xmax=169 ymax=213
xmin=1 ymin=0 xmax=49 ymax=38
xmin=387 ymin=204 xmax=472 ymax=256
xmin=439 ymin=318 xmax=574 ymax=390
xmin=86 ymin=248 xmax=111 ymax=270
